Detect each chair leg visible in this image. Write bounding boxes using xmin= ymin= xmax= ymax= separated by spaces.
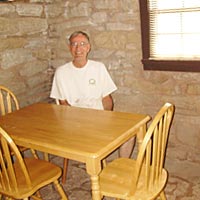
xmin=54 ymin=180 xmax=68 ymax=200
xmin=62 ymin=158 xmax=68 ymax=184
xmin=30 ymin=149 xmax=39 ymax=159
xmin=30 ymin=195 xmax=41 ymax=200
xmin=5 ymin=197 xmax=13 ymax=200
xmin=159 ymin=191 xmax=167 ymax=200
xmin=44 ymin=152 xmax=49 ymax=161
xmin=30 ymin=187 xmax=42 ymax=199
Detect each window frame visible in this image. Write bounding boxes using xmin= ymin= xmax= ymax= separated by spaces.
xmin=139 ymin=0 xmax=200 ymax=72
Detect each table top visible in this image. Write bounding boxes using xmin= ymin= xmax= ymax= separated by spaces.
xmin=0 ymin=103 xmax=150 ymax=163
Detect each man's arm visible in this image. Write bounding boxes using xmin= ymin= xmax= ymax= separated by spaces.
xmin=102 ymin=95 xmax=114 ymax=111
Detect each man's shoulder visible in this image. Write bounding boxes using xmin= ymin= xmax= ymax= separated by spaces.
xmin=88 ymin=59 xmax=104 ymax=65
xmin=88 ymin=60 xmax=105 ymax=69
xmin=55 ymin=62 xmax=72 ymax=73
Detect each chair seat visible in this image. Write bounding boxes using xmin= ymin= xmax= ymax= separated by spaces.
xmin=2 ymin=158 xmax=62 ymax=199
xmin=100 ymin=158 xmax=168 ymax=200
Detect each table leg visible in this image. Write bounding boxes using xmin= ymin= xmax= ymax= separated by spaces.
xmin=90 ymin=175 xmax=101 ymax=200
xmin=86 ymin=158 xmax=102 ymax=200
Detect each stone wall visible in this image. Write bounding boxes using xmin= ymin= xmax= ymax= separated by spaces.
xmin=0 ymin=0 xmax=200 ymax=182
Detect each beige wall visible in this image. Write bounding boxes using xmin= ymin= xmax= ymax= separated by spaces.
xmin=0 ymin=0 xmax=199 ymax=181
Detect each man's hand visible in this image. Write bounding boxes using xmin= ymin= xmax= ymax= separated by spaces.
xmin=59 ymin=100 xmax=71 ymax=106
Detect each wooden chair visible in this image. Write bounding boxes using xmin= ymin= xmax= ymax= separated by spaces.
xmin=55 ymin=99 xmax=68 ymax=184
xmin=0 ymin=85 xmax=38 ymax=158
xmin=0 ymin=85 xmax=19 ymax=116
xmin=0 ymin=126 xmax=68 ymax=200
xmin=99 ymin=102 xmax=175 ymax=200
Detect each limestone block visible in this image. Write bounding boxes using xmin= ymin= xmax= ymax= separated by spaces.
xmin=49 ymin=19 xmax=91 ymax=36
xmin=114 ymin=93 xmax=155 ymax=113
xmin=16 ymin=4 xmax=43 ymax=16
xmin=166 ymin=158 xmax=200 ymax=181
xmin=167 ymin=139 xmax=189 ymax=161
xmin=132 ymin=78 xmax=155 ymax=94
xmin=123 ymin=70 xmax=137 ymax=87
xmin=90 ymin=49 xmax=114 ymax=59
xmin=94 ymin=0 xmax=119 ymax=9
xmin=93 ymin=31 xmax=128 ymax=50
xmin=0 ymin=38 xmax=26 ymax=51
xmin=65 ymin=2 xmax=92 ymax=18
xmin=110 ymin=12 xmax=135 ymax=22
xmin=45 ymin=4 xmax=63 ymax=18
xmin=30 ymin=0 xmax=54 ymax=3
xmin=22 ymin=84 xmax=50 ymax=102
xmin=0 ymin=17 xmax=48 ymax=35
xmin=50 ymin=59 xmax=68 ymax=69
xmin=17 ymin=18 xmax=48 ymax=35
xmin=32 ymin=48 xmax=51 ymax=60
xmin=187 ymin=83 xmax=200 ymax=95
xmin=91 ymin=12 xmax=107 ymax=23
xmin=19 ymin=60 xmax=48 ymax=77
xmin=25 ymin=37 xmax=47 ymax=49
xmin=0 ymin=4 xmax=15 ymax=15
xmin=26 ymin=73 xmax=47 ymax=88
xmin=0 ymin=70 xmax=15 ymax=84
xmin=0 ymin=73 xmax=26 ymax=97
xmin=168 ymin=138 xmax=200 ymax=165
xmin=106 ymin=22 xmax=135 ymax=31
xmin=6 ymin=82 xmax=27 ymax=97
xmin=176 ymin=117 xmax=200 ymax=148
xmin=119 ymin=0 xmax=139 ymax=12
xmin=0 ymin=17 xmax=18 ymax=35
xmin=1 ymin=49 xmax=33 ymax=69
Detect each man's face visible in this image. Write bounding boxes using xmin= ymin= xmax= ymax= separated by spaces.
xmin=69 ymin=34 xmax=91 ymax=62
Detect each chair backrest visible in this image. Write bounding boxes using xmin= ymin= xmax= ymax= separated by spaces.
xmin=0 ymin=86 xmax=19 ymax=116
xmin=130 ymin=102 xmax=174 ymax=195
xmin=0 ymin=126 xmax=32 ymax=195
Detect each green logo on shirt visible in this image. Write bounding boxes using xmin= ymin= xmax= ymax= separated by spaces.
xmin=89 ymin=79 xmax=96 ymax=85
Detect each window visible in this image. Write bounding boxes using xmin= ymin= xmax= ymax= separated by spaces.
xmin=139 ymin=0 xmax=200 ymax=72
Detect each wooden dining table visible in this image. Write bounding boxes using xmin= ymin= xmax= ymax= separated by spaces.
xmin=0 ymin=103 xmax=150 ymax=200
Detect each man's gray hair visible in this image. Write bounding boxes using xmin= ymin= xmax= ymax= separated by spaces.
xmin=68 ymin=31 xmax=90 ymax=43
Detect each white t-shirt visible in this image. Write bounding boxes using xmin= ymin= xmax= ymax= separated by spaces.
xmin=50 ymin=60 xmax=117 ymax=110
